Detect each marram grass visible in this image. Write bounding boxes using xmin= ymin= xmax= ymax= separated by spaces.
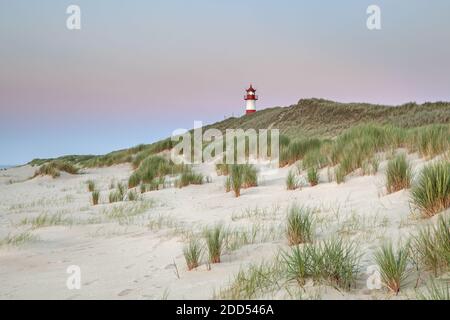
xmin=286 ymin=204 xmax=314 ymax=245
xmin=282 ymin=238 xmax=360 ymax=290
xmin=410 ymin=215 xmax=449 ymax=276
xmin=87 ymin=180 xmax=96 ymax=192
xmin=411 ymin=162 xmax=450 ymax=217
xmin=91 ymin=190 xmax=100 ymax=206
xmin=205 ymin=225 xmax=225 ymax=264
xmin=374 ymin=242 xmax=410 ymax=294
xmin=183 ymin=238 xmax=203 ymax=271
xmin=386 ymin=154 xmax=412 ymax=193
xmin=286 ymin=169 xmax=298 ymax=190
xmin=307 ymin=167 xmax=319 ymax=186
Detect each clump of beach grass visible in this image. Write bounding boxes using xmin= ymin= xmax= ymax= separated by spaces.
xmin=109 ymin=182 xmax=127 ymax=203
xmin=128 ymin=155 xmax=176 ymax=189
xmin=282 ymin=245 xmax=311 ymax=286
xmin=374 ymin=242 xmax=410 ymax=294
xmin=217 ymin=261 xmax=282 ymax=299
xmin=87 ymin=180 xmax=96 ymax=192
xmin=307 ymin=167 xmax=319 ymax=186
xmin=386 ymin=154 xmax=412 ymax=193
xmin=241 ymin=164 xmax=258 ymax=188
xmin=410 ymin=215 xmax=449 ymax=276
xmin=126 ymin=189 xmax=139 ymax=201
xmin=417 ymin=279 xmax=450 ymax=300
xmin=33 ymin=161 xmax=79 ymax=178
xmin=226 ymin=164 xmax=258 ymax=196
xmin=415 ymin=125 xmax=450 ymax=159
xmin=302 ymin=148 xmax=328 ymax=170
xmin=335 ymin=165 xmax=346 ymax=184
xmin=128 ymin=173 xmax=140 ymax=189
xmin=280 ymin=138 xmax=322 ymax=167
xmin=286 ymin=204 xmax=314 ymax=245
xmin=282 ymin=238 xmax=360 ymax=290
xmin=117 ymin=182 xmax=126 ymax=199
xmin=109 ymin=190 xmax=123 ymax=203
xmin=205 ymin=225 xmax=225 ymax=264
xmin=183 ymin=239 xmax=203 ymax=271
xmin=91 ymin=190 xmax=100 ymax=205
xmin=411 ymin=162 xmax=450 ymax=217
xmin=0 ymin=232 xmax=38 ymax=247
xmin=176 ymin=167 xmax=204 ymax=188
xmin=225 ymin=176 xmax=231 ymax=192
xmin=230 ymin=165 xmax=243 ymax=197
xmin=286 ymin=169 xmax=298 ymax=190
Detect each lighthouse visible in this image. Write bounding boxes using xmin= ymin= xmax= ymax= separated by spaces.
xmin=244 ymin=84 xmax=258 ymax=115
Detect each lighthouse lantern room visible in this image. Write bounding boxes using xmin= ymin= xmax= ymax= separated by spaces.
xmin=244 ymin=84 xmax=258 ymax=115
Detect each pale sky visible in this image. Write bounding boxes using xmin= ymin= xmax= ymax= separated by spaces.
xmin=1 ymin=0 xmax=450 ymax=164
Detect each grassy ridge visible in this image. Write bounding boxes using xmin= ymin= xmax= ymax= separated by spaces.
xmin=27 ymin=99 xmax=450 ymax=168
xmin=204 ymin=99 xmax=450 ymax=138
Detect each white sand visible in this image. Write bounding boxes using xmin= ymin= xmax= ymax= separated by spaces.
xmin=0 ymin=155 xmax=447 ymax=300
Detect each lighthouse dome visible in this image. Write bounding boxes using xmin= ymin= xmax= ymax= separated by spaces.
xmin=246 ymin=84 xmax=256 ymax=93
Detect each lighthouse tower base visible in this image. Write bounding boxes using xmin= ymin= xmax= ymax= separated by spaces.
xmin=246 ymin=109 xmax=256 ymax=115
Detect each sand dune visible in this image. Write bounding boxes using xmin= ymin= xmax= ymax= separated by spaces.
xmin=0 ymin=154 xmax=448 ymax=300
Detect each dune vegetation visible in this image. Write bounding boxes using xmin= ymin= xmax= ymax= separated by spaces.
xmin=9 ymin=99 xmax=450 ymax=300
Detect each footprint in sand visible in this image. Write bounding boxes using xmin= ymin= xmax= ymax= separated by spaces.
xmin=118 ymin=289 xmax=133 ymax=297
xmin=83 ymin=279 xmax=99 ymax=286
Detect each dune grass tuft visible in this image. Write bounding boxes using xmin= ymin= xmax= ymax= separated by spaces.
xmin=411 ymin=215 xmax=449 ymax=276
xmin=282 ymin=238 xmax=360 ymax=290
xmin=282 ymin=245 xmax=311 ymax=286
xmin=307 ymin=167 xmax=319 ymax=186
xmin=335 ymin=165 xmax=346 ymax=184
xmin=230 ymin=165 xmax=243 ymax=197
xmin=205 ymin=225 xmax=224 ymax=264
xmin=109 ymin=190 xmax=123 ymax=203
xmin=386 ymin=154 xmax=412 ymax=193
xmin=183 ymin=239 xmax=203 ymax=271
xmin=34 ymin=161 xmax=79 ymax=178
xmin=286 ymin=204 xmax=314 ymax=245
xmin=411 ymin=162 xmax=450 ymax=217
xmin=91 ymin=190 xmax=100 ymax=205
xmin=241 ymin=164 xmax=258 ymax=188
xmin=109 ymin=183 xmax=127 ymax=203
xmin=374 ymin=242 xmax=410 ymax=294
xmin=280 ymin=138 xmax=321 ymax=166
xmin=286 ymin=169 xmax=298 ymax=190
xmin=217 ymin=261 xmax=282 ymax=299
xmin=225 ymin=176 xmax=231 ymax=193
xmin=415 ymin=125 xmax=450 ymax=158
xmin=418 ymin=279 xmax=450 ymax=300
xmin=128 ymin=155 xmax=175 ymax=189
xmin=126 ymin=189 xmax=139 ymax=201
xmin=87 ymin=180 xmax=96 ymax=192
xmin=176 ymin=167 xmax=204 ymax=188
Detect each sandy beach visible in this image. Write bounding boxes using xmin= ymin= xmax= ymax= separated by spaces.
xmin=0 ymin=151 xmax=446 ymax=300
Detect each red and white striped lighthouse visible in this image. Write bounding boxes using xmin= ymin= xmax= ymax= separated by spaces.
xmin=244 ymin=84 xmax=258 ymax=115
